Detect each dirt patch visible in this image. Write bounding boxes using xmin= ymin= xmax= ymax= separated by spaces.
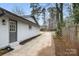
xmin=38 ymin=46 xmax=52 ymax=56
xmin=0 ymin=47 xmax=13 ymax=56
xmin=53 ymin=35 xmax=78 ymax=56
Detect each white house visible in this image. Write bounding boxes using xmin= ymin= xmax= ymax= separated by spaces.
xmin=0 ymin=8 xmax=40 ymax=49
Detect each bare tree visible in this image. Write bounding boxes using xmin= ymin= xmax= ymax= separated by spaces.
xmin=42 ymin=8 xmax=46 ymax=26
xmin=55 ymin=3 xmax=64 ymax=36
xmin=12 ymin=5 xmax=25 ymax=16
xmin=47 ymin=6 xmax=57 ymax=30
xmin=30 ymin=3 xmax=41 ymax=20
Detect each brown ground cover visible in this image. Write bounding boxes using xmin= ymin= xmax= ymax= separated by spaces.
xmin=38 ymin=46 xmax=52 ymax=56
xmin=0 ymin=47 xmax=13 ymax=56
xmin=53 ymin=35 xmax=78 ymax=56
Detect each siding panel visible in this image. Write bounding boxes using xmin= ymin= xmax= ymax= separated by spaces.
xmin=0 ymin=17 xmax=9 ymax=48
xmin=17 ymin=21 xmax=40 ymax=42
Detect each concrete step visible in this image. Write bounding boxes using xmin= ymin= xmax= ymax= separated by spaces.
xmin=9 ymin=42 xmax=22 ymax=50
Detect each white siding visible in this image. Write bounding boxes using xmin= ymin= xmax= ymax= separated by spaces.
xmin=0 ymin=16 xmax=40 ymax=49
xmin=17 ymin=21 xmax=40 ymax=42
xmin=0 ymin=16 xmax=9 ymax=48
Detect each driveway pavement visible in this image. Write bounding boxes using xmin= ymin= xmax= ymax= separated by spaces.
xmin=3 ymin=32 xmax=55 ymax=56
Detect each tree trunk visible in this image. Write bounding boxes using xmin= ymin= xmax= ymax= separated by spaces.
xmin=56 ymin=3 xmax=63 ymax=37
xmin=59 ymin=3 xmax=63 ymax=36
xmin=75 ymin=24 xmax=79 ymax=55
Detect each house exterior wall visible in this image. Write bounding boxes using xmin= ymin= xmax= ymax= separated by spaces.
xmin=17 ymin=21 xmax=40 ymax=42
xmin=0 ymin=16 xmax=9 ymax=49
xmin=0 ymin=16 xmax=40 ymax=49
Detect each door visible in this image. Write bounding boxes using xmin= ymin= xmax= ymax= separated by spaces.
xmin=9 ymin=20 xmax=17 ymax=43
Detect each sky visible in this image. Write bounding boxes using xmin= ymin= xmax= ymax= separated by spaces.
xmin=0 ymin=3 xmax=31 ymax=15
xmin=0 ymin=3 xmax=47 ymax=25
xmin=0 ymin=3 xmax=69 ymax=25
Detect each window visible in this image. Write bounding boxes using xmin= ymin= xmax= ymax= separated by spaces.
xmin=9 ymin=21 xmax=16 ymax=32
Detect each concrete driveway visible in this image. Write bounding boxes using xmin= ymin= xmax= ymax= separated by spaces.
xmin=3 ymin=32 xmax=55 ymax=56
